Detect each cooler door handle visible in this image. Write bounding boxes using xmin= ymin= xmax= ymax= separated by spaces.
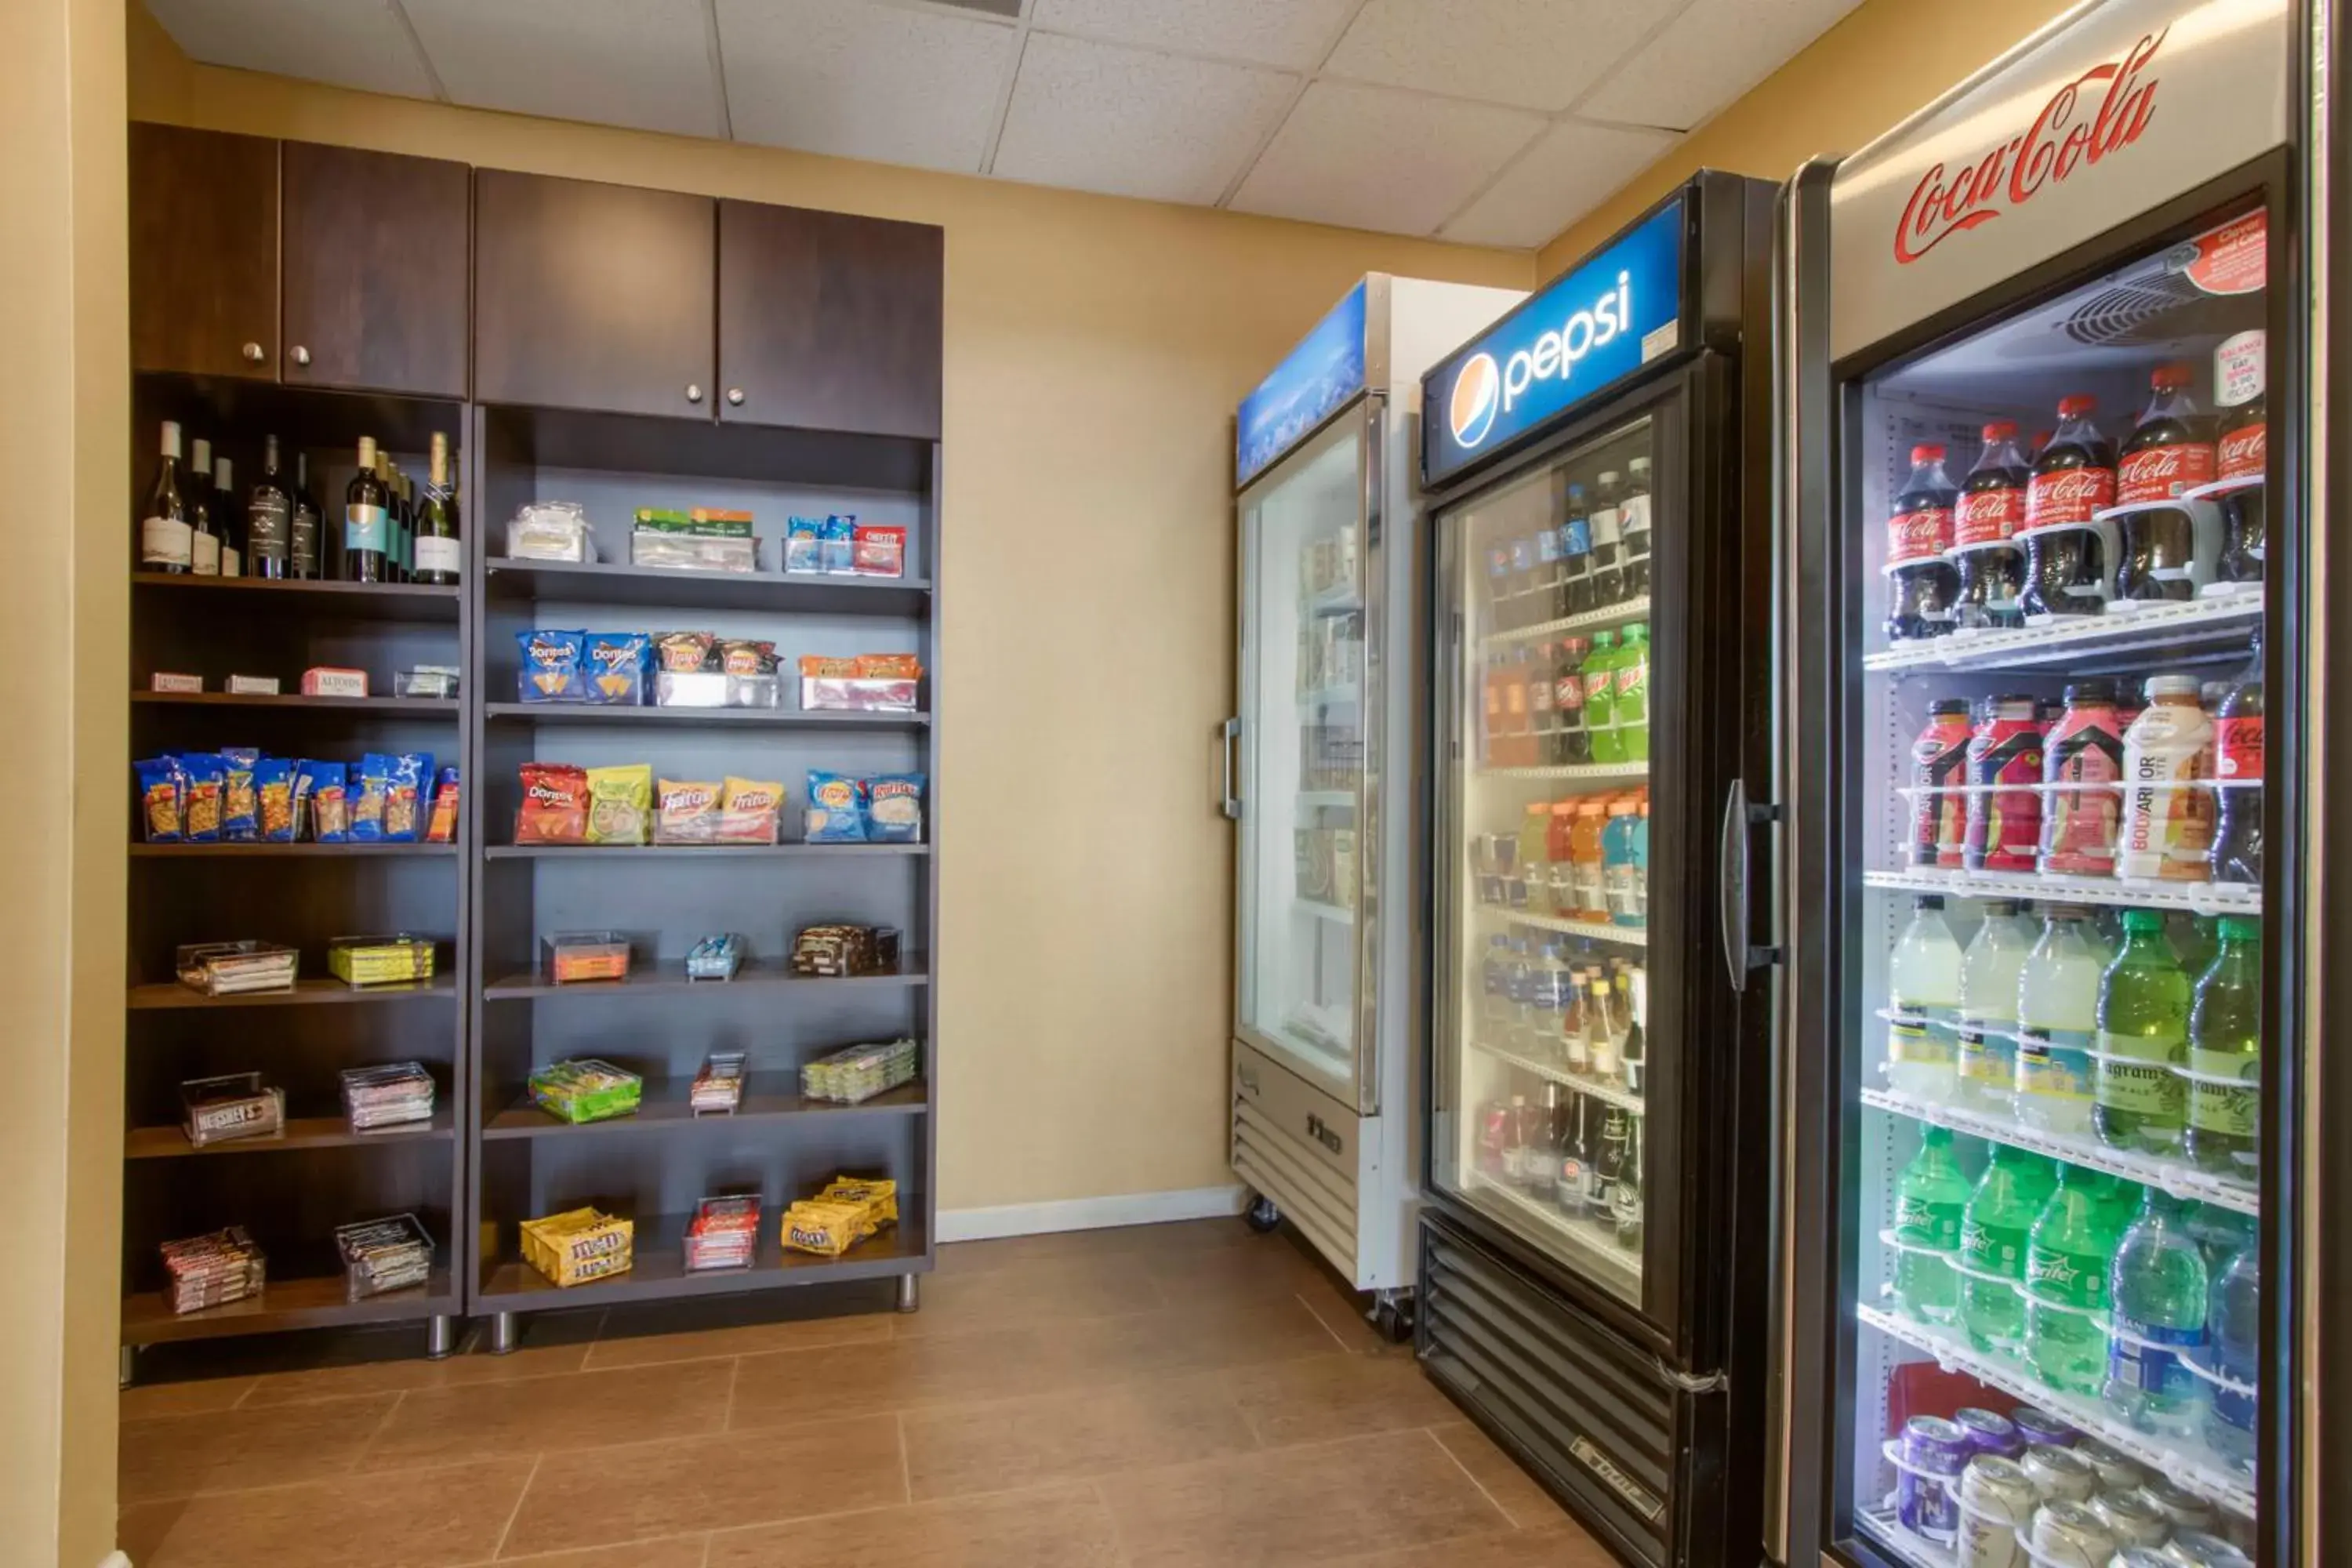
xmin=1220 ymin=717 xmax=1242 ymax=820
xmin=1719 ymin=779 xmax=1750 ymax=989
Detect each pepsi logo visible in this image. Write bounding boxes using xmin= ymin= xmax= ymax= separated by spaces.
xmin=1449 ymin=353 xmax=1501 ymax=448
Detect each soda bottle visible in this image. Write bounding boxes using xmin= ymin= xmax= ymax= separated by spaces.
xmin=2114 ymin=364 xmax=2215 ymax=602
xmin=2015 ymin=906 xmax=2103 ymax=1135
xmin=1499 ymin=1092 xmax=1534 ymax=1185
xmin=1552 ymin=636 xmax=1594 ymax=764
xmin=2038 ymin=681 xmax=2125 ymax=877
xmin=2205 ymin=1225 xmax=2259 ymax=1472
xmin=1887 ymin=895 xmax=1963 ymax=1103
xmin=1588 ymin=975 xmax=1624 ymax=1083
xmin=2187 ymin=916 xmax=2262 ymax=1179
xmin=2169 ymin=910 xmax=2219 ymax=978
xmin=1964 ymin=695 xmax=2044 ymax=873
xmin=2025 ymin=1163 xmax=2122 ymax=1396
xmin=1956 ymin=900 xmax=2033 ymax=1113
xmin=1621 ymin=457 xmax=1653 ymax=601
xmin=2210 ymin=641 xmax=2263 ymax=886
xmin=1611 ymin=1114 xmax=1645 ymax=1250
xmin=1486 ymin=541 xmax=1518 ymax=632
xmin=1507 ymin=521 xmax=1543 ymax=626
xmin=1589 ymin=470 xmax=1626 ymax=607
xmin=1908 ymin=699 xmax=1974 ymax=868
xmin=1535 ymin=942 xmax=1573 ymax=1063
xmin=1954 ymin=420 xmax=2031 ymax=630
xmin=1526 ymin=1082 xmax=1566 ymax=1193
xmin=1476 ymin=1098 xmax=1512 ymax=1178
xmin=2104 ymin=1185 xmax=2209 ymax=1438
xmin=1614 ymin=622 xmax=1650 ymax=761
xmin=1524 ymin=643 xmax=1560 ymax=766
xmin=1570 ymin=802 xmax=1610 ymax=923
xmin=2022 ymin=396 xmax=2116 ymax=619
xmin=1592 ymin=1105 xmax=1632 ymax=1217
xmin=1960 ymin=1144 xmax=2059 ymax=1354
xmin=1885 ymin=443 xmax=1959 ymax=641
xmin=1533 ymin=505 xmax=1565 ymax=623
xmin=2093 ymin=909 xmax=2190 ymax=1156
xmin=1602 ymin=799 xmax=1642 ymax=927
xmin=2213 ymin=332 xmax=2266 ymax=587
xmin=1583 ymin=631 xmax=1620 ymax=762
xmin=1632 ymin=799 xmax=1650 ymax=925
xmin=2118 ymin=674 xmax=2215 ymax=881
xmin=1893 ymin=1124 xmax=1970 ymax=1323
xmin=1553 ymin=1094 xmax=1594 ymax=1218
xmin=1560 ymin=482 xmax=1595 ymax=615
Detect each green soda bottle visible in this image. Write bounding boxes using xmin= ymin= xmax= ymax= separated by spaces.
xmin=1614 ymin=622 xmax=1650 ymax=762
xmin=1959 ymin=1144 xmax=2058 ymax=1355
xmin=2186 ymin=916 xmax=2261 ymax=1179
xmin=1584 ymin=632 xmax=1621 ymax=764
xmin=2093 ymin=909 xmax=2190 ymax=1155
xmin=2025 ymin=1163 xmax=2121 ymax=1395
xmin=1893 ymin=1124 xmax=1971 ymax=1324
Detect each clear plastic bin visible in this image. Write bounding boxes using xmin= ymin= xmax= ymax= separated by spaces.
xmin=544 ymin=931 xmax=630 ymax=984
xmin=180 ymin=1072 xmax=285 ymax=1146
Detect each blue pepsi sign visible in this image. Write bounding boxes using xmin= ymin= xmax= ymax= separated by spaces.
xmin=1236 ymin=281 xmax=1367 ymax=488
xmin=1423 ymin=198 xmax=1687 ymax=485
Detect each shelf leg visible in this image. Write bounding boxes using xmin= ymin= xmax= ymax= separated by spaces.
xmin=487 ymin=1311 xmax=519 ymax=1355
xmin=425 ymin=1314 xmax=456 ymax=1360
xmin=895 ymin=1274 xmax=920 ymax=1314
xmin=118 ymin=1345 xmax=136 ymax=1390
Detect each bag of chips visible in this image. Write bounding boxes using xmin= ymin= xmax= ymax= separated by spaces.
xmin=295 ymin=760 xmax=347 ymax=843
xmin=785 ymin=516 xmax=822 ymax=575
xmin=177 ymin=753 xmax=227 ymax=842
xmin=819 ymin=514 xmax=857 ymax=575
xmin=350 ymin=753 xmax=393 ymax=842
xmin=853 ymin=524 xmax=906 ymax=579
xmin=654 ymin=631 xmax=715 ymax=673
xmin=135 ymin=757 xmax=184 ymax=843
xmin=804 ymin=771 xmax=868 ymax=844
xmin=586 ymin=764 xmax=653 ymax=845
xmin=424 ymin=766 xmax=460 ymax=844
xmin=517 ymin=630 xmax=586 ymax=702
xmin=654 ymin=778 xmax=723 ymax=844
xmin=220 ymin=748 xmax=261 ymax=841
xmin=865 ymin=774 xmax=926 ymax=844
xmin=583 ymin=633 xmax=650 ymax=706
xmin=515 ymin=763 xmax=590 ymax=844
xmin=254 ymin=758 xmax=296 ymax=842
xmin=381 ymin=753 xmax=433 ymax=842
xmin=713 ymin=776 xmax=783 ymax=844
xmin=717 ymin=639 xmax=776 ymax=677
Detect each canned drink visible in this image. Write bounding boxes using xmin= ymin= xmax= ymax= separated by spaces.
xmin=2157 ymin=1530 xmax=2253 ymax=1567
xmin=1899 ymin=1415 xmax=1973 ymax=1545
xmin=1956 ymin=1455 xmax=2036 ymax=1568
xmin=2023 ymin=1443 xmax=2100 ymax=1504
xmin=2091 ymin=1490 xmax=2172 ymax=1551
xmin=2031 ymin=1501 xmax=2118 ymax=1568
xmin=2136 ymin=1479 xmax=2216 ymax=1536
xmin=2012 ymin=1405 xmax=2082 ymax=1448
xmin=1955 ymin=1406 xmax=2026 ymax=1458
xmin=2071 ymin=1437 xmax=2147 ymax=1494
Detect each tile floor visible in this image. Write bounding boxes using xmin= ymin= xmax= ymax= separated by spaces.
xmin=118 ymin=1219 xmax=1612 ymax=1567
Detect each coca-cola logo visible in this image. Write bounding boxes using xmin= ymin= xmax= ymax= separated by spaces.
xmin=2220 ymin=423 xmax=2266 ymax=480
xmin=2026 ymin=466 xmax=2115 ymax=527
xmin=1894 ymin=29 xmax=2166 ymax=265
xmin=2118 ymin=441 xmax=2216 ymax=503
xmin=1955 ymin=488 xmax=2024 ymax=546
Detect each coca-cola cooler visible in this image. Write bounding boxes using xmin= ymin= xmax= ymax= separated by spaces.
xmin=1772 ymin=1 xmax=2342 ymax=1565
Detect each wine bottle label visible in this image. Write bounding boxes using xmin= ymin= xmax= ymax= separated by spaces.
xmin=191 ymin=532 xmax=220 ymax=575
xmin=248 ymin=495 xmax=291 ymax=561
xmin=220 ymin=545 xmax=241 ymax=578
xmin=414 ymin=536 xmax=463 ymax=577
xmin=292 ymin=511 xmax=319 ymax=575
xmin=141 ymin=516 xmax=192 ymax=567
xmin=345 ymin=503 xmax=388 ymax=555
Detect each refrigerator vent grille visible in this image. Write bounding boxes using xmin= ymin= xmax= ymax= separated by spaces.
xmin=1232 ymin=1095 xmax=1358 ymax=1272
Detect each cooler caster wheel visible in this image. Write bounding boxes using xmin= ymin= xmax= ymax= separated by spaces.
xmin=1244 ymin=1193 xmax=1282 ymax=1234
xmin=1373 ymin=1293 xmax=1415 ymax=1345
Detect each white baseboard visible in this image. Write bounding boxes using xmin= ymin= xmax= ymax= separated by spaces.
xmin=935 ymin=1185 xmax=1247 ymax=1243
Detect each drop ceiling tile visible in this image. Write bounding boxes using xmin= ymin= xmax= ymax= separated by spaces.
xmin=1580 ymin=0 xmax=1860 ymax=130
xmin=991 ymin=34 xmax=1295 ymax=204
xmin=1229 ymin=80 xmax=1544 ymax=238
xmin=402 ymin=0 xmax=721 ymax=138
xmin=140 ymin=0 xmax=435 ymax=100
xmin=717 ymin=0 xmax=1017 ymax=175
xmin=1028 ymin=0 xmax=1360 ymax=71
xmin=1439 ymin=119 xmax=1679 ymax=249
xmin=1324 ymin=0 xmax=1679 ymax=114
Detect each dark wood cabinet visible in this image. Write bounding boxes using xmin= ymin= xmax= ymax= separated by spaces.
xmin=281 ymin=143 xmax=470 ymax=398
xmin=474 ymin=169 xmax=715 ymax=418
xmin=718 ymin=201 xmax=943 ymax=439
xmin=129 ymin=123 xmax=280 ymax=380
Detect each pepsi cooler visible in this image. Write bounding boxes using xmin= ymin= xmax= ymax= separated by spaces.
xmin=1414 ymin=172 xmax=1780 ymax=1568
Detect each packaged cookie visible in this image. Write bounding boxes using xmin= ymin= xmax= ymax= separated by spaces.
xmin=865 ymin=774 xmax=926 ymax=844
xmin=134 ymin=757 xmax=184 ymax=843
xmin=655 ymin=778 xmax=723 ymax=844
xmin=585 ymin=764 xmax=653 ymax=845
xmin=515 ymin=762 xmax=590 ymax=844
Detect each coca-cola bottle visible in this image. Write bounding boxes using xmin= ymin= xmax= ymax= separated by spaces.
xmin=1953 ymin=420 xmax=2030 ymax=630
xmin=2114 ymin=363 xmax=2216 ymax=602
xmin=2211 ymin=635 xmax=2263 ymax=886
xmin=2215 ymin=331 xmax=2267 ymax=586
xmin=1885 ymin=443 xmax=1958 ymax=641
xmin=2021 ymin=395 xmax=2115 ymax=619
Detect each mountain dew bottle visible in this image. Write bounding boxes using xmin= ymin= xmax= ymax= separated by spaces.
xmin=2094 ymin=909 xmax=2190 ymax=1155
xmin=1893 ymin=1124 xmax=1971 ymax=1323
xmin=1584 ymin=632 xmax=1621 ymax=764
xmin=1614 ymin=622 xmax=1650 ymax=761
xmin=2025 ymin=1164 xmax=2122 ymax=1395
xmin=1959 ymin=1144 xmax=2058 ymax=1355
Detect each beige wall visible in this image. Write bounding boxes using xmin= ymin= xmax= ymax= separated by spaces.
xmin=129 ymin=8 xmax=1533 ymax=1213
xmin=1538 ymin=0 xmax=2081 ymax=275
xmin=4 ymin=0 xmax=130 ymax=1563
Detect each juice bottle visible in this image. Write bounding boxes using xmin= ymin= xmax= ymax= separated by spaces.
xmin=1584 ymin=632 xmax=1621 ymax=764
xmin=1615 ymin=623 xmax=1650 ymax=762
xmin=1602 ymin=799 xmax=1643 ymax=927
xmin=1517 ymin=803 xmax=1554 ymax=917
xmin=1908 ymin=699 xmax=1974 ymax=868
xmin=1570 ymin=801 xmax=1610 ymax=922
xmin=2015 ymin=906 xmax=2103 ymax=1134
xmin=2038 ymin=681 xmax=2125 ymax=876
xmin=1886 ymin=895 xmax=1962 ymax=1102
xmin=1955 ymin=900 xmax=2032 ymax=1113
xmin=1632 ymin=797 xmax=1650 ymax=925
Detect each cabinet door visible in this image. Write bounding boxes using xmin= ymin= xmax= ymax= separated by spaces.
xmin=129 ymin=123 xmax=279 ymax=380
xmin=281 ymin=143 xmax=470 ymax=398
xmin=717 ymin=200 xmax=942 ymax=438
xmin=474 ymin=169 xmax=715 ymax=418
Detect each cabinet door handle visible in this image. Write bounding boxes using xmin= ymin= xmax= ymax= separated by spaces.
xmin=686 ymin=383 xmax=704 ymax=404
xmin=726 ymin=387 xmax=745 ymax=406
xmin=241 ymin=342 xmax=264 ymax=363
xmin=289 ymin=345 xmax=311 ymax=367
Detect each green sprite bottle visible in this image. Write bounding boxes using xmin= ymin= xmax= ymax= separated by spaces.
xmin=2093 ymin=909 xmax=2190 ymax=1155
xmin=2024 ymin=1163 xmax=2122 ymax=1395
xmin=1893 ymin=1124 xmax=1971 ymax=1324
xmin=2186 ymin=916 xmax=2261 ymax=1179
xmin=1959 ymin=1144 xmax=2058 ymax=1355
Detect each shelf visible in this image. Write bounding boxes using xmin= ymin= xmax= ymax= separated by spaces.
xmin=132 ymin=691 xmax=460 ymax=715
xmin=125 ymin=1108 xmax=453 ymax=1159
xmin=1294 ymin=790 xmax=1356 ymax=810
xmin=1854 ymin=1302 xmax=2256 ymax=1520
xmin=478 ymin=1212 xmax=927 ymax=1309
xmin=129 ymin=842 xmax=459 ymax=859
xmin=1304 ymin=585 xmax=1360 ymax=618
xmin=1465 ymin=1173 xmax=1642 ymax=1283
xmin=1296 ymin=684 xmax=1359 ymax=709
xmin=1864 ymin=867 xmax=2260 ymax=917
xmin=1475 ymin=905 xmax=1646 ymax=946
xmin=131 ymin=572 xmax=462 ymax=623
xmin=485 ymin=702 xmax=927 ymax=728
xmin=483 ymin=958 xmax=929 ymax=1000
xmin=1468 ymin=1039 xmax=1644 ymax=1114
xmin=1475 ymin=761 xmax=1650 ymax=785
xmin=1864 ymin=595 xmax=2260 ymax=673
xmin=483 ymin=1076 xmax=926 ymax=1140
xmin=485 ymin=558 xmax=930 ymax=615
xmin=1860 ymin=1086 xmax=2258 ymax=1215
xmin=121 ymin=1269 xmax=456 ymax=1346
xmin=1483 ymin=594 xmax=1653 ymax=650
xmin=483 ymin=842 xmax=927 ymax=860
xmin=1854 ymin=1506 xmax=1954 ymax=1568
xmin=1295 ymin=898 xmax=1356 ymax=927
xmin=128 ymin=975 xmax=456 ymax=1011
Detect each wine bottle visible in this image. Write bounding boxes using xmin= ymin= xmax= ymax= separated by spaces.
xmin=291 ymin=450 xmax=321 ymax=579
xmin=345 ymin=437 xmax=390 ymax=583
xmin=249 ymin=435 xmax=292 ymax=579
xmin=140 ymin=420 xmax=192 ymax=573
xmin=188 ymin=436 xmax=220 ymax=575
xmin=415 ymin=433 xmax=461 ymax=586
xmin=389 ymin=463 xmax=412 ymax=583
xmin=399 ymin=469 xmax=418 ymax=583
xmin=213 ymin=456 xmax=241 ymax=577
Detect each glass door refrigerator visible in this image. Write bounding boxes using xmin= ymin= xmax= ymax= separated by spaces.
xmin=1228 ymin=274 xmax=1523 ymax=1323
xmin=1773 ymin=1 xmax=2332 ymax=1564
xmin=1414 ymin=172 xmax=1780 ymax=1568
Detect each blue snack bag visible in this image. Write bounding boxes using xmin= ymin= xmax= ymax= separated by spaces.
xmin=253 ymin=758 xmax=296 ymax=842
xmin=864 ymin=774 xmax=927 ymax=844
xmin=583 ymin=633 xmax=650 ymax=705
xmin=785 ymin=517 xmax=822 ymax=575
xmin=517 ymin=629 xmax=587 ymax=702
xmin=220 ymin=747 xmax=261 ymax=840
xmin=350 ymin=753 xmax=395 ymax=842
xmin=135 ymin=757 xmax=185 ymax=843
xmin=819 ymin=515 xmax=857 ymax=575
xmin=383 ymin=753 xmax=434 ymax=842
xmin=293 ymin=759 xmax=349 ymax=842
xmin=804 ymin=771 xmax=868 ymax=843
xmin=176 ymin=753 xmax=228 ymax=842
